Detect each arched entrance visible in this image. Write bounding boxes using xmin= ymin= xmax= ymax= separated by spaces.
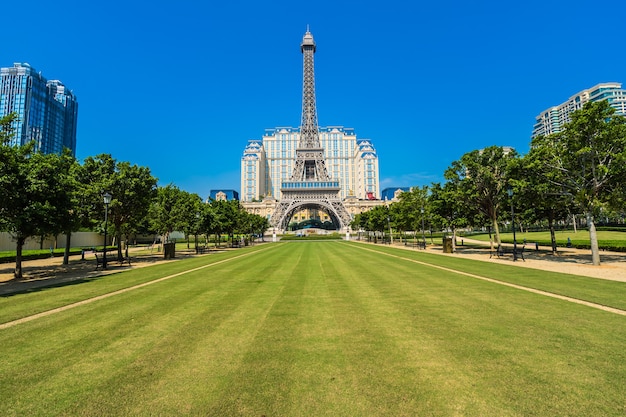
xmin=283 ymin=202 xmax=341 ymax=231
xmin=271 ymin=199 xmax=350 ymax=232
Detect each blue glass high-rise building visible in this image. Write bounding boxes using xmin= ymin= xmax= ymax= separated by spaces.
xmin=0 ymin=63 xmax=78 ymax=155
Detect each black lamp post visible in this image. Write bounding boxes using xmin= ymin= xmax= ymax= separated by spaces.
xmin=102 ymin=192 xmax=112 ymax=269
xmin=507 ymin=187 xmax=517 ymax=261
xmin=421 ymin=206 xmax=426 ymax=245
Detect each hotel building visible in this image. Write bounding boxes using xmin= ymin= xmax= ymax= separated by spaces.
xmin=241 ymin=126 xmax=380 ymax=202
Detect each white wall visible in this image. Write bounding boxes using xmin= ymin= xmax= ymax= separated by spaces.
xmin=0 ymin=232 xmax=105 ymax=252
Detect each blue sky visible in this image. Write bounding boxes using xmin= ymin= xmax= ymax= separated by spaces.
xmin=4 ymin=0 xmax=625 ymax=198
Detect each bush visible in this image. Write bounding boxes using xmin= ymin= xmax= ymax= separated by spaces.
xmin=0 ymin=248 xmax=95 ymax=264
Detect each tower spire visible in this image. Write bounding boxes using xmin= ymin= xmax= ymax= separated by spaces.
xmin=270 ymin=29 xmax=351 ymax=231
xmin=291 ymin=28 xmax=329 ymax=181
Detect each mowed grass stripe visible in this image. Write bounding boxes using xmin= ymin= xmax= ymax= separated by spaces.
xmin=1 ymin=244 xmax=300 ymax=416
xmin=347 ymin=241 xmax=626 ymax=311
xmin=0 ymin=244 xmax=277 ymax=328
xmin=336 ymin=242 xmax=626 ymax=415
xmin=1 ymin=241 xmax=625 ymax=416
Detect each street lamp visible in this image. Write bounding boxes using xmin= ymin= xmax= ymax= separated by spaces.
xmin=102 ymin=192 xmax=112 ymax=269
xmin=507 ymin=187 xmax=517 ymax=261
xmin=387 ymin=216 xmax=393 ymax=244
xmin=421 ymin=206 xmax=426 ymax=246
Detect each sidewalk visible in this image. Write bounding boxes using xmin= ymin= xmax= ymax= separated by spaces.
xmin=410 ymin=237 xmax=626 ymax=282
xmin=0 ymin=247 xmax=197 ymax=296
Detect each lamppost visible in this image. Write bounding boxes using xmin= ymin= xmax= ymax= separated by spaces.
xmin=421 ymin=206 xmax=426 ymax=245
xmin=102 ymin=192 xmax=112 ymax=269
xmin=387 ymin=215 xmax=393 ymax=244
xmin=507 ymin=187 xmax=517 ymax=261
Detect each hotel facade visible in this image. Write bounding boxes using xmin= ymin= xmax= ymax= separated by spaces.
xmin=241 ymin=126 xmax=380 ymax=203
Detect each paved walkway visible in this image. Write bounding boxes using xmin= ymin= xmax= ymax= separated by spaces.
xmin=0 ymin=246 xmax=202 ymax=296
xmin=389 ymin=237 xmax=626 ymax=282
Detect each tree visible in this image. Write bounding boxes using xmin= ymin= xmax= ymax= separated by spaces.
xmin=531 ymin=101 xmax=626 ymax=265
xmin=429 ymin=181 xmax=468 ymax=252
xmin=41 ymin=149 xmax=83 ymax=265
xmin=149 ymin=184 xmax=186 ymax=243
xmin=0 ymin=115 xmax=80 ymax=278
xmin=511 ymin=148 xmax=572 ymax=254
xmin=393 ymin=186 xmax=429 ymax=244
xmin=445 ymin=146 xmax=518 ymax=247
xmin=81 ymin=154 xmax=157 ymax=260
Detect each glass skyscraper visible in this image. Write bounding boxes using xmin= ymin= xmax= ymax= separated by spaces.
xmin=0 ymin=63 xmax=78 ymax=155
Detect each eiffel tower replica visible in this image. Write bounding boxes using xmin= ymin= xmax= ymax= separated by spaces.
xmin=270 ymin=28 xmax=352 ymax=231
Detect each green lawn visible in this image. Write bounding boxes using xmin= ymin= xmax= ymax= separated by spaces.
xmin=469 ymin=230 xmax=626 ymax=251
xmin=1 ymin=242 xmax=625 ymax=416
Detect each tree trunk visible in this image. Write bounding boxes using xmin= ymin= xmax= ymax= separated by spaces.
xmin=116 ymin=233 xmax=123 ymax=261
xmin=587 ymin=213 xmax=601 ymax=266
xmin=14 ymin=236 xmax=26 ymax=280
xmin=63 ymin=232 xmax=72 ymax=265
xmin=452 ymin=227 xmax=457 ymax=253
xmin=548 ymin=220 xmax=557 ymax=254
xmin=492 ymin=217 xmax=501 ymax=246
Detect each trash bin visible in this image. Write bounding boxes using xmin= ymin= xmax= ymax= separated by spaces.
xmin=442 ymin=236 xmax=453 ymax=253
xmin=164 ymin=242 xmax=176 ymax=259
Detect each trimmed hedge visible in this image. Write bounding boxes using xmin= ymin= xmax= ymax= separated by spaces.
xmin=280 ymin=233 xmax=343 ymax=241
xmin=0 ymin=247 xmax=111 ymax=264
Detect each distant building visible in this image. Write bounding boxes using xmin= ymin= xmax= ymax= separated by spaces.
xmin=0 ymin=63 xmax=78 ymax=156
xmin=532 ymin=83 xmax=626 ymax=138
xmin=209 ymin=189 xmax=239 ymax=201
xmin=241 ymin=126 xmax=380 ymax=202
xmin=381 ymin=187 xmax=410 ymax=202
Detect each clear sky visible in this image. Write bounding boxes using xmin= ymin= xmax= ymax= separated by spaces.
xmin=4 ymin=0 xmax=625 ymax=198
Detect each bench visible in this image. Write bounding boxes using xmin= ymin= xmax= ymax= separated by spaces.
xmin=197 ymin=245 xmax=208 ymax=254
xmin=94 ymin=252 xmax=104 ymax=270
xmin=405 ymin=240 xmax=426 ymax=249
xmin=492 ymin=245 xmax=525 ymax=261
xmin=94 ymin=251 xmax=131 ymax=269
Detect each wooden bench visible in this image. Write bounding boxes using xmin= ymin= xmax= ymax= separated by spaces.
xmin=405 ymin=240 xmax=426 ymax=249
xmin=95 ymin=251 xmax=131 ymax=269
xmin=197 ymin=245 xmax=208 ymax=254
xmin=94 ymin=252 xmax=104 ymax=270
xmin=493 ymin=245 xmax=525 ymax=261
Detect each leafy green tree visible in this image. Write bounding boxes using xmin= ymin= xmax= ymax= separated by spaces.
xmin=177 ymin=191 xmax=204 ymax=249
xmin=511 ymin=148 xmax=572 ymax=253
xmin=249 ymin=213 xmax=270 ymax=241
xmin=198 ymin=201 xmax=216 ymax=246
xmin=42 ymin=149 xmax=83 ymax=265
xmin=81 ymin=154 xmax=157 ymax=260
xmin=0 ymin=115 xmax=80 ymax=278
xmin=445 ymin=146 xmax=518 ymax=247
xmin=428 ymin=181 xmax=468 ymax=252
xmin=149 ymin=184 xmax=186 ymax=243
xmin=531 ymin=101 xmax=626 ymax=265
xmin=393 ymin=186 xmax=429 ymax=244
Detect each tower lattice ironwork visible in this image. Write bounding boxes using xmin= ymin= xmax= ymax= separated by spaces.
xmin=270 ymin=29 xmax=351 ymax=231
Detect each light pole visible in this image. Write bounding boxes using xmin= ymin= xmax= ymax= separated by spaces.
xmin=387 ymin=216 xmax=393 ymax=244
xmin=102 ymin=192 xmax=112 ymax=269
xmin=421 ymin=206 xmax=426 ymax=246
xmin=507 ymin=187 xmax=517 ymax=261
